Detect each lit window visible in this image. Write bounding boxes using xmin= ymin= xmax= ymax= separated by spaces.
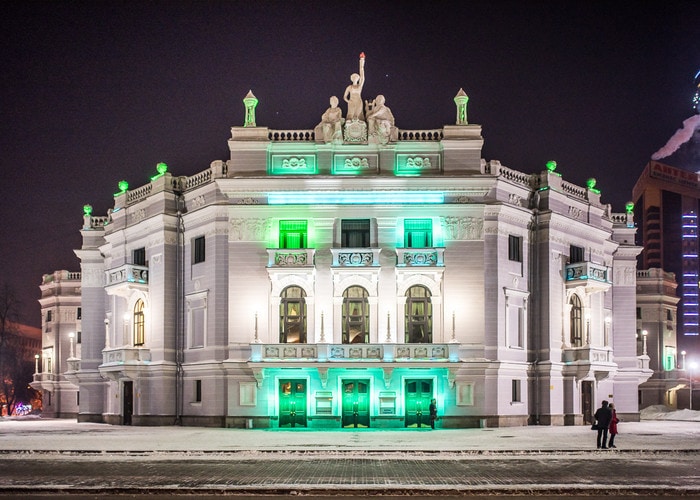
xmin=280 ymin=286 xmax=306 ymax=343
xmin=133 ymin=299 xmax=145 ymax=346
xmin=404 ymin=219 xmax=432 ymax=248
xmin=341 ymin=219 xmax=370 ymax=247
xmin=405 ymin=286 xmax=432 ymax=343
xmin=280 ymin=220 xmax=308 ymax=249
xmin=343 ymin=286 xmax=369 ymax=344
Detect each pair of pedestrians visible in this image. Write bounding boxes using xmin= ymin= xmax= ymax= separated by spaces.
xmin=593 ymin=400 xmax=620 ymax=449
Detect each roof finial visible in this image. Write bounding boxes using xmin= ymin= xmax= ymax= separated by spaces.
xmin=454 ymin=88 xmax=469 ymax=125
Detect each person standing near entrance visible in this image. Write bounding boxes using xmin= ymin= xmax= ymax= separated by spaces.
xmin=593 ymin=400 xmax=612 ymax=449
xmin=429 ymin=398 xmax=438 ymax=429
xmin=608 ymin=403 xmax=620 ymax=448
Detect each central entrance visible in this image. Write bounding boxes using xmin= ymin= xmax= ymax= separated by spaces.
xmin=279 ymin=379 xmax=307 ymax=428
xmin=405 ymin=379 xmax=433 ymax=428
xmin=342 ymin=379 xmax=370 ymax=428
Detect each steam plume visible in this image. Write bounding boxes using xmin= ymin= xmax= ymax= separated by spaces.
xmin=651 ymin=114 xmax=700 ymax=160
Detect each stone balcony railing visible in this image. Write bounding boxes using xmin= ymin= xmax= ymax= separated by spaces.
xmin=396 ymin=248 xmax=445 ymax=267
xmin=250 ymin=343 xmax=459 ymax=363
xmin=331 ymin=248 xmax=381 ymax=267
xmin=267 ymin=249 xmax=316 ymax=267
xmin=565 ymin=261 xmax=611 ymax=285
xmin=102 ymin=346 xmax=152 ymax=365
xmin=105 ymin=264 xmax=149 ymax=287
xmin=32 ymin=372 xmax=58 ymax=384
xmin=562 ymin=345 xmax=613 ymax=364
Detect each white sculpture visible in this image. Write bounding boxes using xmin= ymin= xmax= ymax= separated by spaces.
xmin=343 ymin=53 xmax=366 ymax=121
xmin=314 ymin=96 xmax=344 ymax=143
xmin=366 ymin=94 xmax=396 ymax=144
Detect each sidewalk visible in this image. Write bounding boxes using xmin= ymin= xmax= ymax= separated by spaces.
xmin=1 ymin=416 xmax=698 ymax=454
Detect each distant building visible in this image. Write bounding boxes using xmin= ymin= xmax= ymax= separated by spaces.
xmin=632 ymin=161 xmax=700 ymax=357
xmin=68 ymin=60 xmax=651 ymax=428
xmin=30 ymin=270 xmax=81 ymax=418
xmin=635 ymin=268 xmax=688 ymax=408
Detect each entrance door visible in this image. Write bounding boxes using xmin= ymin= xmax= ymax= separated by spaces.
xmin=342 ymin=379 xmax=370 ymax=428
xmin=582 ymin=381 xmax=593 ymax=424
xmin=405 ymin=379 xmax=432 ymax=428
xmin=279 ymin=379 xmax=307 ymax=428
xmin=123 ymin=381 xmax=133 ymax=426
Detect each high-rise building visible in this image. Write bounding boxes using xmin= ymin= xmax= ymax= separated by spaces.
xmin=632 ymin=161 xmax=700 ymax=356
xmin=67 ymin=60 xmax=651 ymax=428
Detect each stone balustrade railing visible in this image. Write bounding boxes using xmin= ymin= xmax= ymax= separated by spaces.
xmin=184 ymin=168 xmax=212 ymax=190
xmin=396 ymin=248 xmax=444 ymax=267
xmin=267 ymin=248 xmax=316 ymax=267
xmin=561 ymin=180 xmax=588 ymax=201
xmin=102 ymin=346 xmax=152 ymax=365
xmin=397 ymin=129 xmax=443 ymax=141
xmin=268 ymin=129 xmax=315 ymax=141
xmin=498 ymin=165 xmax=535 ymax=188
xmin=250 ymin=343 xmax=458 ymax=363
xmin=331 ymin=248 xmax=381 ymax=267
xmin=105 ymin=264 xmax=149 ymax=287
xmin=126 ymin=183 xmax=152 ymax=205
xmin=562 ymin=345 xmax=613 ymax=363
xmin=565 ymin=261 xmax=610 ymax=283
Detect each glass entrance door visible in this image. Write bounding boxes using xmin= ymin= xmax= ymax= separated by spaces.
xmin=342 ymin=379 xmax=370 ymax=428
xmin=405 ymin=379 xmax=433 ymax=428
xmin=279 ymin=379 xmax=307 ymax=428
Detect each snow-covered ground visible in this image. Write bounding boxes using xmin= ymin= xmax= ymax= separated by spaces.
xmin=640 ymin=404 xmax=700 ymax=421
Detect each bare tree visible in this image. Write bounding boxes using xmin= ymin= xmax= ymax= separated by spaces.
xmin=0 ymin=282 xmax=37 ymax=415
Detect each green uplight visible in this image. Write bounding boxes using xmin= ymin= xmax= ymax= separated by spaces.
xmin=625 ymin=201 xmax=634 ymax=214
xmin=83 ymin=204 xmax=93 ymax=216
xmin=115 ymin=180 xmax=129 ymax=196
xmin=151 ymin=162 xmax=168 ymax=180
xmin=546 ymin=160 xmax=557 ymax=172
xmin=586 ymin=178 xmax=600 ymax=194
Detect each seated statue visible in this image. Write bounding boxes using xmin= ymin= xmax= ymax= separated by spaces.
xmin=365 ymin=95 xmax=397 ymax=144
xmin=315 ymin=96 xmax=344 ymax=143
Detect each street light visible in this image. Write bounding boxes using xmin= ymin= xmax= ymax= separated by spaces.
xmin=34 ymin=353 xmax=40 ymax=374
xmin=681 ymin=350 xmax=687 ymax=370
xmin=642 ymin=330 xmax=648 ymax=356
xmin=690 ymin=361 xmax=698 ymax=411
xmin=68 ymin=332 xmax=75 ymax=358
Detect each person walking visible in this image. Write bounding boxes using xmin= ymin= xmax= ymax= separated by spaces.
xmin=429 ymin=398 xmax=438 ymax=429
xmin=608 ymin=403 xmax=619 ymax=448
xmin=593 ymin=400 xmax=612 ymax=449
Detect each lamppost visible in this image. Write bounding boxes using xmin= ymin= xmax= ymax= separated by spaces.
xmin=642 ymin=329 xmax=648 ymax=356
xmin=585 ymin=312 xmax=591 ymax=345
xmin=68 ymin=332 xmax=75 ymax=358
xmin=681 ymin=350 xmax=687 ymax=370
xmin=690 ymin=361 xmax=698 ymax=411
xmin=34 ymin=354 xmax=40 ymax=374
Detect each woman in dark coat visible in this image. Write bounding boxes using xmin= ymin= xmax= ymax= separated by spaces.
xmin=608 ymin=403 xmax=619 ymax=448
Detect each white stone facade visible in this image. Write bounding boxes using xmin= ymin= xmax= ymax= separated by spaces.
xmin=70 ymin=76 xmax=651 ymax=428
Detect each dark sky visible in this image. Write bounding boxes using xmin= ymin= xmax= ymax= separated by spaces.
xmin=2 ymin=0 xmax=699 ymax=327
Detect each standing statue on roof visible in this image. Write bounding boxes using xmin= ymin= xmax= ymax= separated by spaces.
xmin=344 ymin=53 xmax=366 ymax=121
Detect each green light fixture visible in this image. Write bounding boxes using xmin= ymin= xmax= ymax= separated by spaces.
xmin=625 ymin=201 xmax=634 ymax=214
xmin=453 ymin=88 xmax=469 ymax=125
xmin=546 ymin=160 xmax=557 ymax=172
xmin=83 ymin=204 xmax=93 ymax=216
xmin=116 ymin=180 xmax=129 ymax=195
xmin=243 ymin=90 xmax=259 ymax=128
xmin=151 ymin=162 xmax=168 ymax=180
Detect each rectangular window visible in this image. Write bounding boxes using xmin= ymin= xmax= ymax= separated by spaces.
xmin=76 ymin=331 xmax=82 ymax=344
xmin=569 ymin=245 xmax=585 ymax=263
xmin=511 ymin=379 xmax=521 ymax=403
xmin=76 ymin=307 xmax=82 ymax=320
xmin=341 ymin=219 xmax=370 ymax=247
xmin=193 ymin=236 xmax=206 ymax=264
xmin=404 ymin=219 xmax=432 ymax=248
xmin=280 ymin=220 xmax=308 ymax=249
xmin=195 ymin=380 xmax=202 ymax=403
xmin=508 ymin=235 xmax=522 ymax=262
xmin=47 ymin=310 xmax=52 ymax=322
xmin=133 ymin=247 xmax=146 ymax=266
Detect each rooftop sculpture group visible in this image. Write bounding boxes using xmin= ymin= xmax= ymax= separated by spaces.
xmin=314 ymin=53 xmax=397 ymax=145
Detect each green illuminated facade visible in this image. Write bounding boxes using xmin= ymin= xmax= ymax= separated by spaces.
xmin=69 ymin=59 xmax=651 ymax=429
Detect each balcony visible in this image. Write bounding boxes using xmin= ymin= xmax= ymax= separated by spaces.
xmin=250 ymin=343 xmax=458 ymax=363
xmin=562 ymin=345 xmax=616 ymax=381
xmin=565 ymin=261 xmax=611 ymax=291
xmin=396 ymin=248 xmax=445 ymax=267
xmin=267 ymin=249 xmax=315 ymax=267
xmin=99 ymin=346 xmax=152 ymax=381
xmin=105 ymin=264 xmax=149 ymax=291
xmin=331 ymin=248 xmax=381 ymax=267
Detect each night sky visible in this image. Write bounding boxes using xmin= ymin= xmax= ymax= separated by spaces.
xmin=2 ymin=1 xmax=699 ymax=327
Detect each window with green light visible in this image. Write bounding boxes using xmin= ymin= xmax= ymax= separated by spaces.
xmin=405 ymin=286 xmax=432 ymax=343
xmin=404 ymin=219 xmax=432 ymax=248
xmin=279 ymin=286 xmax=306 ymax=343
xmin=663 ymin=347 xmax=675 ymax=371
xmin=279 ymin=220 xmax=308 ymax=249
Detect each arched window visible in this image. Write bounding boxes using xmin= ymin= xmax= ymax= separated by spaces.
xmin=280 ymin=286 xmax=306 ymax=343
xmin=133 ymin=299 xmax=145 ymax=346
xmin=570 ymin=294 xmax=583 ymax=347
xmin=405 ymin=286 xmax=432 ymax=343
xmin=343 ymin=286 xmax=369 ymax=344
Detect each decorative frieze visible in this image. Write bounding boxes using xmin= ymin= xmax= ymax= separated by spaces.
xmin=443 ymin=216 xmax=484 ymax=240
xmin=230 ymin=218 xmax=268 ymax=241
